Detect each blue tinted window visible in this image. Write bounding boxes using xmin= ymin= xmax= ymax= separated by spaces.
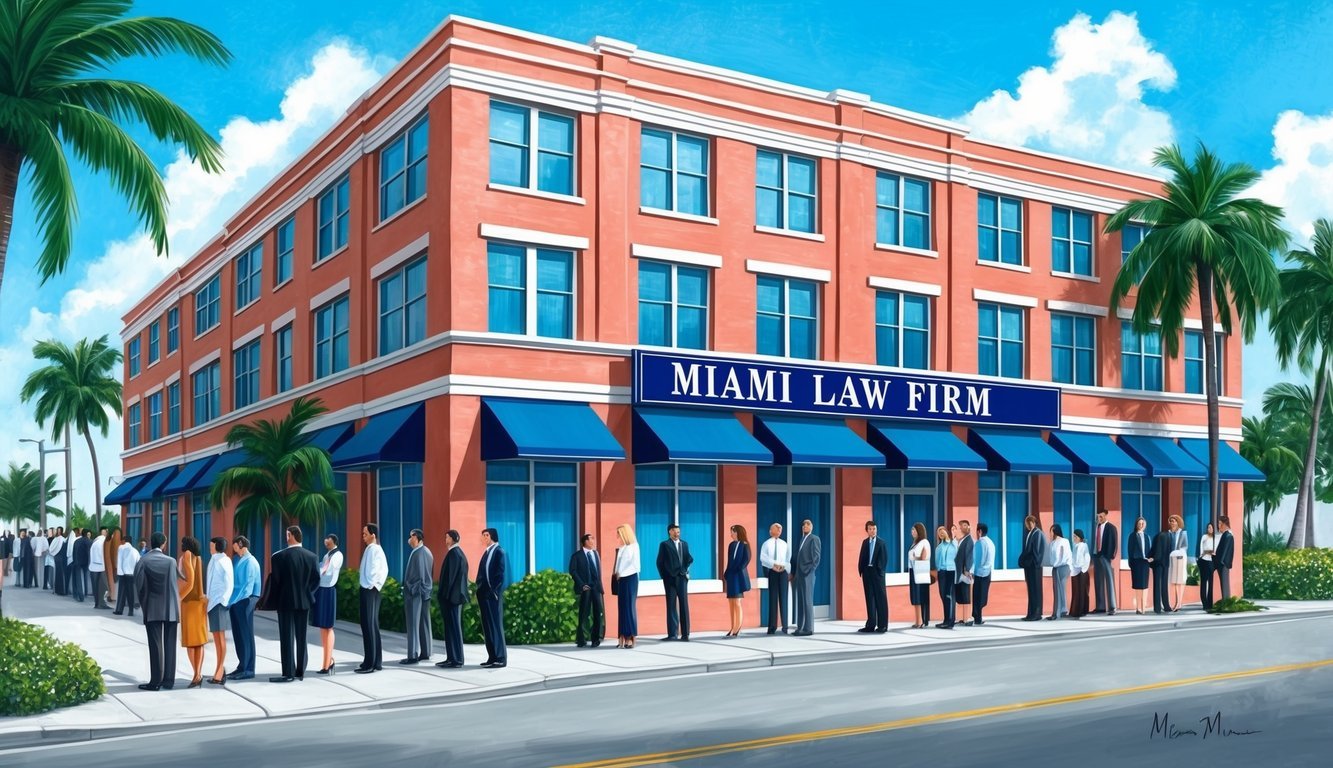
xmin=379 ymin=255 xmax=428 ymax=355
xmin=757 ymin=276 xmax=817 ymax=359
xmin=316 ymin=175 xmax=350 ymax=260
xmin=755 ymin=150 xmax=817 ymax=233
xmin=978 ymin=303 xmax=1024 ymax=378
xmin=314 ymin=295 xmax=351 ymax=379
xmin=875 ymin=291 xmax=930 ymax=369
xmin=635 ymin=464 xmax=718 ymax=579
xmin=876 ymin=172 xmax=931 ymax=250
xmin=640 ymin=128 xmax=710 ymax=216
xmin=380 ymin=114 xmax=429 ymax=220
xmin=978 ymin=194 xmax=1023 ymax=265
xmin=1121 ymin=322 xmax=1163 ymax=391
xmin=1050 ymin=313 xmax=1096 ymax=385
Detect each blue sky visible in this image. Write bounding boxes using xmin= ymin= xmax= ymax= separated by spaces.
xmin=2 ymin=0 xmax=1331 ymax=500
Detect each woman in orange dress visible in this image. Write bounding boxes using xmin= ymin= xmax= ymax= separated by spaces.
xmin=178 ymin=536 xmax=209 ymax=687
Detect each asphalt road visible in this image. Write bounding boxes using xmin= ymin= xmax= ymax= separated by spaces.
xmin=5 ymin=614 xmax=1331 ymax=767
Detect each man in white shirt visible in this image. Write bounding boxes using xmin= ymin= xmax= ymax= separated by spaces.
xmin=759 ymin=523 xmax=791 ymax=634
xmin=355 ymin=524 xmax=388 ymax=674
xmin=114 ymin=537 xmax=142 ymax=616
xmin=31 ymin=530 xmax=49 ymax=590
xmin=89 ymin=527 xmax=110 ymax=609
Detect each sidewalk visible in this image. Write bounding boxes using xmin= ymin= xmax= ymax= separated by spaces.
xmin=3 ymin=582 xmax=1330 ymax=748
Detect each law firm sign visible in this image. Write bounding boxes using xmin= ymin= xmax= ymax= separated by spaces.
xmin=632 ymin=350 xmax=1061 ymax=429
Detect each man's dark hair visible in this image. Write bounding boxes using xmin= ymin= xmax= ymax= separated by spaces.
xmin=210 ymin=537 xmax=228 ymax=554
xmin=865 ymin=520 xmax=876 ymax=531
xmin=977 ymin=523 xmax=989 ymax=536
xmin=287 ymin=526 xmax=302 ymax=543
xmin=957 ymin=519 xmax=970 ymax=527
xmin=232 ymin=535 xmax=249 ymax=549
xmin=581 ymin=533 xmax=594 ymax=545
xmin=410 ymin=528 xmax=424 ymax=542
xmin=446 ymin=529 xmax=460 ymax=544
xmin=325 ymin=534 xmax=339 ymax=546
xmin=1219 ymin=516 xmax=1231 ymax=527
xmin=149 ymin=532 xmax=166 ymax=550
xmin=364 ymin=523 xmax=379 ymax=538
xmin=667 ymin=523 xmax=679 ymax=532
xmin=482 ymin=527 xmax=499 ymax=543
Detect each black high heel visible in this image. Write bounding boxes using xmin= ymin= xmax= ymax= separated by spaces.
xmin=316 ymin=662 xmax=335 ymax=675
xmin=188 ymin=677 xmax=203 ymax=689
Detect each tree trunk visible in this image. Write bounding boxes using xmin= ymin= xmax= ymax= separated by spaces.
xmin=1197 ymin=262 xmax=1222 ymax=536
xmin=1289 ymin=361 xmax=1325 ymax=548
xmin=0 ymin=143 xmax=22 ymax=300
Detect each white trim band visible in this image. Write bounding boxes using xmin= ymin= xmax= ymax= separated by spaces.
xmin=479 ymin=223 xmax=590 ymax=251
xmin=867 ymin=276 xmax=942 ymax=297
xmin=270 ymin=309 xmax=296 ymax=333
xmin=973 ymin=288 xmax=1038 ymax=308
xmin=370 ymin=233 xmax=430 ymax=279
xmin=745 ymin=259 xmax=832 ymax=283
xmin=188 ymin=350 xmax=221 ymax=375
xmin=630 ymin=243 xmax=723 ymax=269
xmin=310 ymin=278 xmax=351 ymax=311
xmin=232 ymin=324 xmax=265 ymax=350
xmin=1046 ymin=299 xmax=1109 ymax=318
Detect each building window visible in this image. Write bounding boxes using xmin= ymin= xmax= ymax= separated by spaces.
xmin=755 ymin=150 xmax=817 ymax=233
xmin=1121 ymin=223 xmax=1148 ymax=263
xmin=485 ymin=460 xmax=578 ymax=586
xmin=313 ymin=295 xmax=350 ymax=379
xmin=1052 ymin=208 xmax=1094 ymax=276
xmin=640 ymin=128 xmax=709 ymax=217
xmin=166 ymin=307 xmax=179 ymax=354
xmin=275 ymin=217 xmax=294 ymax=286
xmin=1182 ymin=480 xmax=1215 ymax=546
xmin=977 ymin=471 xmax=1030 ymax=570
xmin=192 ymin=493 xmax=211 ymax=568
xmin=978 ymin=193 xmax=1023 ymax=265
xmin=275 ymin=324 xmax=293 ymax=394
xmin=235 ymin=241 xmax=263 ymax=310
xmin=1050 ymin=313 xmax=1096 ymax=386
xmin=127 ymin=403 xmax=141 ymax=448
xmin=637 ymin=260 xmax=708 ymax=349
xmin=634 ymin=464 xmax=718 ymax=580
xmin=1121 ymin=322 xmax=1163 ymax=391
xmin=167 ymin=382 xmax=180 ymax=435
xmin=872 ymin=470 xmax=939 ymax=573
xmin=191 ymin=362 xmax=220 ymax=427
xmin=148 ymin=322 xmax=160 ymax=365
xmin=875 ymin=291 xmax=930 ymax=369
xmin=194 ymin=274 xmax=220 ymax=336
xmin=978 ymin=303 xmax=1024 ymax=378
xmin=147 ymin=392 xmax=162 ymax=442
xmin=756 ymin=276 xmax=818 ymax=359
xmin=875 ymin=173 xmax=931 ymax=250
xmin=233 ymin=339 xmax=261 ymax=409
xmin=378 ymin=255 xmax=427 ymax=355
xmin=1185 ymin=331 xmax=1224 ymax=395
xmin=127 ymin=338 xmax=141 ymax=378
xmin=380 ymin=115 xmax=429 ymax=220
xmin=1121 ymin=477 xmax=1162 ymax=555
xmin=316 ymin=174 xmax=350 ymax=261
xmin=488 ymin=101 xmax=575 ymax=196
xmin=376 ymin=463 xmax=423 ymax=579
xmin=1053 ymin=474 xmax=1096 ymax=545
xmin=486 ymin=242 xmax=575 ymax=339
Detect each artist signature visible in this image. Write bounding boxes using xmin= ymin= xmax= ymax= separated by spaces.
xmin=1150 ymin=712 xmax=1261 ymax=740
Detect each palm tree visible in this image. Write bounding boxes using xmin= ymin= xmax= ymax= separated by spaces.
xmin=1240 ymin=413 xmax=1301 ymax=537
xmin=0 ymin=0 xmax=230 ymax=297
xmin=20 ymin=336 xmax=122 ymax=526
xmin=1270 ymin=218 xmax=1333 ymax=548
xmin=1107 ymin=143 xmax=1287 ymax=534
xmin=68 ymin=502 xmax=117 ymax=531
xmin=1263 ymin=382 xmax=1333 ymax=547
xmin=209 ymin=396 xmax=343 ymax=540
xmin=0 ymin=462 xmax=61 ymax=528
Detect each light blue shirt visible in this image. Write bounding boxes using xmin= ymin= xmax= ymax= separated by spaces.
xmin=974 ymin=536 xmax=995 ymax=578
xmin=229 ymin=552 xmax=261 ymax=606
xmin=935 ymin=540 xmax=958 ymax=571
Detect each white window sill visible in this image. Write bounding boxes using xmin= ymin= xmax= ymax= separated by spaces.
xmin=273 ymin=278 xmax=293 ymax=293
xmin=312 ymin=246 xmax=348 ymax=270
xmin=754 ymin=225 xmax=826 ymax=243
xmin=487 ymin=183 xmax=586 ymax=206
xmin=636 ymin=578 xmax=724 ymax=597
xmin=875 ymin=243 xmax=939 ymax=259
xmin=372 ymin=195 xmax=428 ymax=233
xmin=192 ymin=326 xmax=218 ymax=343
xmin=977 ymin=260 xmax=1031 ymax=273
xmin=1051 ymin=271 xmax=1100 ymax=283
xmin=639 ymin=206 xmax=719 ymax=226
xmin=233 ymin=300 xmax=259 ymax=318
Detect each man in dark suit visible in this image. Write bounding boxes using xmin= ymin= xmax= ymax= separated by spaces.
xmin=655 ymin=524 xmax=693 ymax=641
xmin=954 ymin=520 xmax=975 ymax=625
xmin=435 ymin=530 xmax=469 ymax=668
xmin=857 ymin=521 xmax=889 ymax=633
xmin=1018 ymin=516 xmax=1046 ymax=621
xmin=1215 ymin=516 xmax=1235 ymax=603
xmin=1150 ymin=524 xmax=1173 ymax=614
xmin=71 ymin=530 xmax=91 ymax=602
xmin=19 ymin=530 xmax=34 ymax=588
xmin=569 ymin=533 xmax=604 ymax=647
xmin=792 ymin=519 xmax=821 ymax=636
xmin=269 ymin=526 xmax=319 ymax=682
xmin=400 ymin=528 xmax=434 ymax=665
xmin=476 ymin=528 xmax=508 ymax=668
xmin=1091 ymin=508 xmax=1118 ymax=615
xmin=133 ymin=532 xmax=180 ymax=691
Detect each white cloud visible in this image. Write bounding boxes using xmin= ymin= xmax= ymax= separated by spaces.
xmin=1250 ymin=109 xmax=1333 ymax=243
xmin=959 ymin=11 xmax=1177 ymax=171
xmin=0 ymin=40 xmax=384 ymax=527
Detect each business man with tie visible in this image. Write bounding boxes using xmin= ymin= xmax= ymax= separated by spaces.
xmin=435 ymin=530 xmax=469 ymax=668
xmin=1019 ymin=516 xmax=1046 ymax=621
xmin=759 ymin=524 xmax=791 ymax=634
xmin=656 ymin=524 xmax=693 ymax=641
xmin=355 ymin=524 xmax=389 ymax=674
xmin=569 ymin=533 xmax=604 ymax=647
xmin=476 ymin=528 xmax=509 ymax=668
xmin=134 ymin=532 xmax=180 ymax=691
xmin=400 ymin=528 xmax=435 ymax=665
xmin=269 ymin=526 xmax=320 ymax=682
xmin=857 ymin=521 xmax=889 ymax=633
xmin=1215 ymin=516 xmax=1235 ymax=603
xmin=1091 ymin=509 xmax=1118 ymax=615
xmin=792 ymin=519 xmax=821 ymax=636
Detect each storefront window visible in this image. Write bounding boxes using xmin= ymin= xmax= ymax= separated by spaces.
xmin=486 ymin=460 xmax=578 ymax=586
xmin=872 ymin=470 xmax=938 ymax=573
xmin=634 ymin=464 xmax=718 ymax=579
xmin=978 ymin=471 xmax=1030 ymax=570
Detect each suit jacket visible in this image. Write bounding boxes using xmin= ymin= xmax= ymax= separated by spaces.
xmin=1018 ymin=528 xmax=1046 ymax=569
xmin=403 ymin=545 xmax=435 ymax=599
xmin=858 ymin=536 xmax=888 ymax=576
xmin=569 ymin=548 xmax=604 ymax=595
xmin=476 ymin=545 xmax=507 ymax=598
xmin=1215 ymin=530 xmax=1235 ymax=568
xmin=724 ymin=541 xmax=751 ymax=584
xmin=437 ymin=546 xmax=470 ymax=606
xmin=795 ymin=534 xmax=821 ymax=578
xmin=1128 ymin=530 xmax=1150 ymax=561
xmin=134 ymin=549 xmax=181 ymax=624
xmin=954 ymin=535 xmax=975 ymax=574
xmin=72 ymin=537 xmax=91 ymax=568
xmin=1094 ymin=522 xmax=1119 ymax=560
xmin=655 ymin=539 xmax=694 ymax=580
xmin=271 ymin=545 xmax=320 ymax=611
xmin=1150 ymin=531 xmax=1173 ymax=564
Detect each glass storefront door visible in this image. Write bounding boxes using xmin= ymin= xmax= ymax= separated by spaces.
xmin=757 ymin=467 xmax=835 ymax=619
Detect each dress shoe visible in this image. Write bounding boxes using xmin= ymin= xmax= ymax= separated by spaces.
xmin=662 ymin=636 xmax=678 ymax=641
xmin=112 ymin=611 xmax=123 ymax=615
xmin=591 ymin=641 xmax=600 ymax=647
xmin=489 ymin=661 xmax=506 ymax=668
xmin=941 ymin=623 xmax=955 ymax=630
xmin=207 ymin=677 xmax=226 ymax=686
xmin=974 ymin=620 xmax=985 ymax=625
xmin=766 ymin=629 xmax=776 ymax=635
xmin=1091 ymin=609 xmax=1106 ymax=614
xmin=576 ymin=642 xmax=587 ymax=648
xmin=436 ymin=660 xmax=462 ymax=668
xmin=481 ymin=661 xmax=497 ymax=668
xmin=188 ymin=678 xmax=202 ymax=689
xmin=934 ymin=622 xmax=949 ymax=628
xmin=793 ymin=630 xmax=813 ymax=636
xmin=354 ymin=667 xmax=375 ymax=674
xmin=269 ymin=676 xmax=295 ymax=683
xmin=681 ymin=636 xmax=689 ymax=642
xmin=1108 ymin=610 xmax=1116 ymax=616
xmin=874 ymin=628 xmax=887 ymax=633
xmin=857 ymin=627 xmax=875 ymax=633
xmin=398 ymin=658 xmax=419 ymax=665
xmin=1045 ymin=616 xmax=1057 ymax=621
xmin=137 ymin=683 xmax=160 ymax=691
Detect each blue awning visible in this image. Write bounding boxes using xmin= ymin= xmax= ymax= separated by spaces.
xmin=866 ymin=421 xmax=987 ymax=471
xmin=1047 ymin=431 xmax=1147 ymax=477
xmin=161 ymin=455 xmax=218 ymax=496
xmin=304 ymin=422 xmax=355 ymax=454
xmin=751 ymin=415 xmax=884 ymax=467
xmin=333 ymin=403 xmax=429 ymax=469
xmin=632 ymin=407 xmax=771 ymax=464
xmin=103 ymin=472 xmax=151 ymax=505
xmin=127 ymin=466 xmax=181 ymax=502
xmin=480 ymin=398 xmax=624 ymax=462
xmin=192 ymin=450 xmax=255 ymax=492
xmin=1176 ymin=439 xmax=1265 ymax=482
xmin=967 ymin=428 xmax=1073 ymax=474
xmin=1115 ymin=435 xmax=1206 ymax=478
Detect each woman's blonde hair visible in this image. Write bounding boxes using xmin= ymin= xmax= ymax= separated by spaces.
xmin=935 ymin=526 xmax=949 ymax=544
xmin=1168 ymin=514 xmax=1183 ymax=529
xmin=616 ymin=524 xmax=637 ymax=545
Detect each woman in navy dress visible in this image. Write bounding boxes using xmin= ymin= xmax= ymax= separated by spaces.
xmin=1127 ymin=517 xmax=1152 ymax=614
xmin=723 ymin=525 xmax=752 ymax=637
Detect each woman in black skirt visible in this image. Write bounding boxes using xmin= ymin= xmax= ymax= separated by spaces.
xmin=908 ymin=522 xmax=931 ymax=628
xmin=313 ymin=534 xmax=343 ymax=674
xmin=1127 ymin=517 xmax=1152 ymax=614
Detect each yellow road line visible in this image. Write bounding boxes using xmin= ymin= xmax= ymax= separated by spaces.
xmin=554 ymin=658 xmax=1333 ymax=768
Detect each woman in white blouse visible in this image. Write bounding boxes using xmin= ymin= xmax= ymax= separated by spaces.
xmin=614 ymin=524 xmax=640 ymax=648
xmin=314 ymin=534 xmax=344 ymax=674
xmin=1047 ymin=525 xmax=1072 ymax=620
xmin=205 ymin=537 xmax=235 ymax=686
xmin=1068 ymin=529 xmax=1091 ymax=619
xmin=908 ymin=522 xmax=931 ymax=629
xmin=1197 ymin=523 xmax=1217 ymax=611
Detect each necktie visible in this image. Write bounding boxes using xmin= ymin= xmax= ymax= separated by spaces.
xmin=587 ymin=550 xmax=596 ymax=580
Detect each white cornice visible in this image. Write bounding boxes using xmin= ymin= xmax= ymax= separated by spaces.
xmin=867 ymin=276 xmax=942 ymax=297
xmin=630 ymin=243 xmax=723 ymax=269
xmin=1046 ymin=300 xmax=1110 ymax=318
xmin=974 ymin=288 xmax=1038 ymax=308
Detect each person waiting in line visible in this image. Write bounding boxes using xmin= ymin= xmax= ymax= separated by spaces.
xmin=1197 ymin=523 xmax=1217 ymax=612
xmin=655 ymin=523 xmax=693 ymax=642
xmin=114 ymin=535 xmax=141 ymax=615
xmin=569 ymin=533 xmax=605 ymax=648
xmin=1149 ymin=520 xmax=1174 ymax=615
xmin=953 ymin=521 xmax=974 ymax=627
xmin=613 ymin=524 xmax=640 ymax=648
xmin=759 ymin=524 xmax=790 ymax=634
xmin=178 ymin=536 xmax=209 ymax=688
xmin=1068 ymin=530 xmax=1091 ymax=619
xmin=723 ymin=524 xmax=751 ymax=637
xmin=858 ymin=521 xmax=889 ymax=634
xmin=206 ymin=537 xmax=233 ymax=685
xmin=1128 ymin=517 xmax=1152 ymax=614
xmin=1018 ymin=516 xmax=1046 ymax=621
xmin=1167 ymin=515 xmax=1188 ymax=611
xmin=907 ymin=522 xmax=931 ymax=629
xmin=1047 ymin=524 xmax=1071 ymax=620
xmin=313 ymin=535 xmax=342 ymax=673
xmin=934 ymin=525 xmax=957 ymax=629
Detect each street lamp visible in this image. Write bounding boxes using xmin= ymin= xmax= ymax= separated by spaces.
xmin=18 ymin=438 xmax=71 ymax=530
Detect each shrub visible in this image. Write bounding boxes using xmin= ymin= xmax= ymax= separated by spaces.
xmin=1244 ymin=527 xmax=1287 ymax=554
xmin=0 ymin=617 xmax=105 ymax=716
xmin=1186 ymin=563 xmax=1199 ymax=586
xmin=1243 ymin=548 xmax=1333 ymax=600
xmin=1210 ymin=596 xmax=1266 ymax=614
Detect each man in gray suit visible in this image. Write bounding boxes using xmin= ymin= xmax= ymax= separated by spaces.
xmin=400 ymin=528 xmax=435 ymax=665
xmin=792 ymin=519 xmax=821 ymax=636
xmin=134 ymin=532 xmax=180 ymax=691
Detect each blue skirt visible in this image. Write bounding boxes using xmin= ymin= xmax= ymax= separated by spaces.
xmin=311 ymin=585 xmax=337 ymax=628
xmin=617 ymin=574 xmax=639 ymax=637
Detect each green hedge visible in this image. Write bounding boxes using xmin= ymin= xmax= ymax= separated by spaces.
xmin=335 ymin=568 xmax=577 ymax=645
xmin=1243 ymin=548 xmax=1333 ymax=600
xmin=0 ymin=618 xmax=105 ymax=716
